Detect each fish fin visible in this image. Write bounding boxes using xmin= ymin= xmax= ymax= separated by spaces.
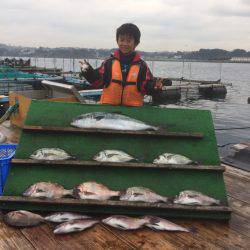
xmin=147 ymin=216 xmax=161 ymax=225
xmin=73 ymin=188 xmax=81 ymax=199
xmin=115 ymin=224 xmax=127 ymax=230
xmin=111 ymin=111 xmax=122 ymax=114
xmin=84 ymin=191 xmax=95 ymax=196
xmin=73 ymin=227 xmax=83 ymax=231
xmin=133 ymin=192 xmax=144 ymax=197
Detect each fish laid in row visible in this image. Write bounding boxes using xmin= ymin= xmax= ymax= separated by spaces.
xmin=53 ymin=219 xmax=99 ymax=234
xmin=102 ymin=215 xmax=190 ymax=232
xmin=71 ymin=112 xmax=158 ymax=131
xmin=153 ymin=153 xmax=193 ymax=165
xmin=120 ymin=187 xmax=168 ymax=203
xmin=93 ymin=150 xmax=136 ymax=163
xmin=174 ymin=190 xmax=220 ymax=206
xmin=30 ymin=148 xmax=74 ymax=161
xmin=23 ymin=182 xmax=73 ymax=199
xmin=45 ymin=212 xmax=91 ymax=223
xmin=73 ymin=181 xmax=120 ymax=200
xmin=4 ymin=210 xmax=44 ymax=227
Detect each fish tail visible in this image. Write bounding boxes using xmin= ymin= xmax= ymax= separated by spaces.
xmin=64 ymin=189 xmax=74 ymax=197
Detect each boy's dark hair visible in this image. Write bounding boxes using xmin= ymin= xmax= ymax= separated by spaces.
xmin=116 ymin=23 xmax=141 ymax=45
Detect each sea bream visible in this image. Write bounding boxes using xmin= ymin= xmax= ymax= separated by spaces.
xmin=102 ymin=215 xmax=148 ymax=230
xmin=120 ymin=187 xmax=168 ymax=203
xmin=73 ymin=181 xmax=120 ymax=200
xmin=174 ymin=190 xmax=220 ymax=206
xmin=53 ymin=219 xmax=99 ymax=234
xmin=23 ymin=182 xmax=73 ymax=199
xmin=153 ymin=153 xmax=193 ymax=165
xmin=71 ymin=112 xmax=158 ymax=131
xmin=44 ymin=212 xmax=91 ymax=223
xmin=143 ymin=216 xmax=190 ymax=232
xmin=4 ymin=210 xmax=44 ymax=227
xmin=30 ymin=148 xmax=74 ymax=161
xmin=93 ymin=150 xmax=136 ymax=163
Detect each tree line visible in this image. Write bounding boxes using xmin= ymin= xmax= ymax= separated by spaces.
xmin=0 ymin=43 xmax=249 ymax=61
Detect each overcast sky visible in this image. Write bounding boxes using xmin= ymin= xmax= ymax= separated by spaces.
xmin=1 ymin=0 xmax=250 ymax=51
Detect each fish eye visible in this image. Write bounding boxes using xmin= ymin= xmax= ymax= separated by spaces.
xmin=36 ymin=189 xmax=45 ymax=193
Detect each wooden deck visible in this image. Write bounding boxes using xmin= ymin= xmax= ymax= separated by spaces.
xmin=0 ymin=122 xmax=249 ymax=249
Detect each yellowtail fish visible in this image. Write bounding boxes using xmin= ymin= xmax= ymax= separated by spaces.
xmin=71 ymin=112 xmax=158 ymax=131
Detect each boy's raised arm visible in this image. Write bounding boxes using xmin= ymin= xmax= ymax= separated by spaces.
xmin=79 ymin=60 xmax=104 ymax=88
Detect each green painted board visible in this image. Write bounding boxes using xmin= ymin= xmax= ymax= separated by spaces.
xmin=2 ymin=100 xmax=230 ymax=219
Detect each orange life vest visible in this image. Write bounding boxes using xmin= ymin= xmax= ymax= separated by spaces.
xmin=100 ymin=59 xmax=144 ymax=106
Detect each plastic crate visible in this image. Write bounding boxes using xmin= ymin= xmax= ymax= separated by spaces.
xmin=0 ymin=144 xmax=17 ymax=195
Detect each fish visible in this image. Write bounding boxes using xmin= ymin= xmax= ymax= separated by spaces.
xmin=153 ymin=153 xmax=193 ymax=165
xmin=119 ymin=187 xmax=168 ymax=203
xmin=44 ymin=212 xmax=91 ymax=223
xmin=93 ymin=150 xmax=136 ymax=163
xmin=71 ymin=112 xmax=158 ymax=131
xmin=143 ymin=216 xmax=190 ymax=232
xmin=30 ymin=148 xmax=74 ymax=161
xmin=73 ymin=181 xmax=120 ymax=200
xmin=102 ymin=215 xmax=148 ymax=230
xmin=174 ymin=190 xmax=220 ymax=206
xmin=53 ymin=219 xmax=99 ymax=234
xmin=23 ymin=182 xmax=73 ymax=199
xmin=3 ymin=210 xmax=44 ymax=227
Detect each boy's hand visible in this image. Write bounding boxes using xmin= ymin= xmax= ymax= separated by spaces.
xmin=154 ymin=77 xmax=164 ymax=90
xmin=79 ymin=60 xmax=91 ymax=72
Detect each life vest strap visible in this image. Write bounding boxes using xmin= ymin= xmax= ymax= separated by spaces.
xmin=112 ymin=79 xmax=136 ymax=86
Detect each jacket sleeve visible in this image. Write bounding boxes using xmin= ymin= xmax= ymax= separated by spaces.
xmin=139 ymin=62 xmax=156 ymax=95
xmin=79 ymin=61 xmax=105 ymax=88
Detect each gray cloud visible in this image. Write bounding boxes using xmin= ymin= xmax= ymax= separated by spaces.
xmin=0 ymin=0 xmax=249 ymax=51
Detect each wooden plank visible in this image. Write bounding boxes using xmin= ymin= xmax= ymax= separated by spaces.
xmin=0 ymin=196 xmax=231 ymax=213
xmin=0 ymin=221 xmax=35 ymax=249
xmin=229 ymin=213 xmax=250 ymax=238
xmin=224 ymin=174 xmax=250 ymax=203
xmin=21 ymin=125 xmax=204 ymax=139
xmin=228 ymin=196 xmax=250 ymax=219
xmin=20 ymin=223 xmax=136 ymax=250
xmin=11 ymin=158 xmax=225 ymax=172
xmin=223 ymin=164 xmax=250 ymax=181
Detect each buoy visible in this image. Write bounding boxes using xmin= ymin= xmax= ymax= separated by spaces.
xmin=0 ymin=132 xmax=6 ymax=143
xmin=152 ymin=87 xmax=181 ymax=104
xmin=198 ymin=84 xmax=227 ymax=98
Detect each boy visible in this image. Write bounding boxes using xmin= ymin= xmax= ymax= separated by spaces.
xmin=79 ymin=23 xmax=163 ymax=106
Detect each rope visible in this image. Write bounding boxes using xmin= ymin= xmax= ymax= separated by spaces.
xmin=215 ymin=126 xmax=250 ymax=130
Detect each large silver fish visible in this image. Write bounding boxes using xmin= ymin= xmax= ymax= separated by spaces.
xmin=102 ymin=215 xmax=148 ymax=230
xmin=174 ymin=190 xmax=220 ymax=206
xmin=73 ymin=181 xmax=120 ymax=200
xmin=4 ymin=210 xmax=44 ymax=227
xmin=143 ymin=216 xmax=190 ymax=232
xmin=44 ymin=212 xmax=91 ymax=223
xmin=71 ymin=112 xmax=158 ymax=131
xmin=23 ymin=182 xmax=73 ymax=199
xmin=93 ymin=150 xmax=136 ymax=163
xmin=30 ymin=148 xmax=74 ymax=161
xmin=53 ymin=219 xmax=99 ymax=234
xmin=120 ymin=187 xmax=168 ymax=203
xmin=153 ymin=153 xmax=193 ymax=165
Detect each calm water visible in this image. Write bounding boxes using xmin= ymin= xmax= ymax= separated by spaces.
xmin=3 ymin=57 xmax=250 ymax=153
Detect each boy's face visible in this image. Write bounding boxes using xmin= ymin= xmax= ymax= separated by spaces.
xmin=117 ymin=34 xmax=136 ymax=55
